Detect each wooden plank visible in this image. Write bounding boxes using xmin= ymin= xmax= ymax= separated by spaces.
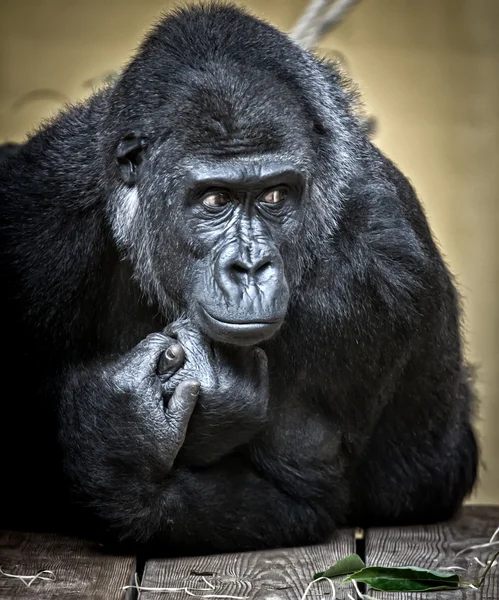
xmin=140 ymin=529 xmax=356 ymax=599
xmin=364 ymin=505 xmax=499 ymax=599
xmin=0 ymin=530 xmax=136 ymax=599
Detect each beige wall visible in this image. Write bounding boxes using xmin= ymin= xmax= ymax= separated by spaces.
xmin=1 ymin=0 xmax=497 ymax=504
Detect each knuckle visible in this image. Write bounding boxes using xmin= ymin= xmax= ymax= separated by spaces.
xmin=141 ymin=332 xmax=172 ymax=352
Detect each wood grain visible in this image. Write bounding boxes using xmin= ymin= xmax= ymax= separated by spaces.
xmin=2 ymin=506 xmax=497 ymax=598
xmin=140 ymin=529 xmax=356 ymax=599
xmin=364 ymin=505 xmax=499 ymax=599
xmin=0 ymin=530 xmax=136 ymax=599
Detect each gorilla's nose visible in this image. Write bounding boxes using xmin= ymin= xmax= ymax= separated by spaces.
xmin=217 ymin=242 xmax=284 ymax=294
xmin=227 ymin=255 xmax=274 ymax=285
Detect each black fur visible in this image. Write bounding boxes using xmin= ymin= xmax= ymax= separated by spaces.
xmin=0 ymin=3 xmax=478 ymax=554
xmin=0 ymin=142 xmax=21 ymax=161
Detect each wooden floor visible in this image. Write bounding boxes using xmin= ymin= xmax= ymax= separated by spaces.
xmin=0 ymin=506 xmax=497 ymax=599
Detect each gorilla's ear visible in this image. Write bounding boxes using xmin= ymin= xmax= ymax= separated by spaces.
xmin=115 ymin=132 xmax=147 ymax=185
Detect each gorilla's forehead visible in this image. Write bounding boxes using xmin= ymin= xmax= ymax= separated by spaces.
xmin=144 ymin=63 xmax=314 ymax=153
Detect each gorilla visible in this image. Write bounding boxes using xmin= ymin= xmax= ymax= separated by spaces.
xmin=0 ymin=4 xmax=478 ymax=554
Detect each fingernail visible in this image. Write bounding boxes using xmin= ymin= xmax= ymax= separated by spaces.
xmin=190 ymin=383 xmax=201 ymax=396
xmin=165 ymin=346 xmax=177 ymax=360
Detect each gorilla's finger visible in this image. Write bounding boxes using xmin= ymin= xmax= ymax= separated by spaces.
xmin=157 ymin=343 xmax=185 ymax=377
xmin=165 ymin=379 xmax=200 ymax=441
xmin=252 ymin=346 xmax=268 ymax=372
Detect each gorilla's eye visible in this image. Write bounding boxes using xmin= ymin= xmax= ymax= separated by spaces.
xmin=202 ymin=192 xmax=231 ymax=207
xmin=262 ymin=189 xmax=287 ymax=204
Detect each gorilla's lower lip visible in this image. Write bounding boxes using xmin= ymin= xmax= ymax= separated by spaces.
xmin=198 ymin=306 xmax=283 ymax=345
xmin=202 ymin=308 xmax=280 ymax=326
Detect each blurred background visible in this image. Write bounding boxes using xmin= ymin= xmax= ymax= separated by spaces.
xmin=0 ymin=0 xmax=497 ymax=504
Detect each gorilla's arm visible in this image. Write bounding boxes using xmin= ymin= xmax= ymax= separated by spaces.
xmin=59 ymin=331 xmax=340 ymax=553
xmin=156 ymin=453 xmax=338 ymax=554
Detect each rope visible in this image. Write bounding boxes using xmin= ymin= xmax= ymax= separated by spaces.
xmin=291 ymin=0 xmax=363 ymax=49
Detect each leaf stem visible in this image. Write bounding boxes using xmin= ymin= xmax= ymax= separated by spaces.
xmin=473 ymin=549 xmax=499 ymax=588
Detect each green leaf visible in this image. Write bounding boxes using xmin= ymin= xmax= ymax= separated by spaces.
xmin=313 ymin=553 xmax=366 ymax=580
xmin=344 ymin=566 xmax=460 ymax=592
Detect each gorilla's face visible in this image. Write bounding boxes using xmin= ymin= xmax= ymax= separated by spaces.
xmin=108 ymin=72 xmax=314 ymax=346
xmin=183 ymin=159 xmax=305 ymax=345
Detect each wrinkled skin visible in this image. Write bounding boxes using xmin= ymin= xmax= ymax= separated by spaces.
xmin=183 ymin=163 xmax=299 ymax=346
xmin=109 ymin=331 xmax=201 ymax=473
xmin=0 ymin=4 xmax=478 ymax=554
xmin=160 ymin=317 xmax=269 ymax=466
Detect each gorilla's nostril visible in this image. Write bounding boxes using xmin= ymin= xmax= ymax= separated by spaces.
xmin=232 ymin=263 xmax=248 ymax=275
xmin=255 ymin=260 xmax=272 ymax=274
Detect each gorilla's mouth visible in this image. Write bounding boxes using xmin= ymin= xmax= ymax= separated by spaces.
xmin=197 ymin=305 xmax=284 ymax=346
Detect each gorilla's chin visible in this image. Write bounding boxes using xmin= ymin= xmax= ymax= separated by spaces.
xmin=196 ymin=305 xmax=284 ymax=346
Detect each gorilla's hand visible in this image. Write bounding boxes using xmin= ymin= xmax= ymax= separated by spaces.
xmin=158 ymin=317 xmax=269 ymax=465
xmin=59 ymin=332 xmax=202 ymax=514
xmin=109 ymin=332 xmax=201 ymax=471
